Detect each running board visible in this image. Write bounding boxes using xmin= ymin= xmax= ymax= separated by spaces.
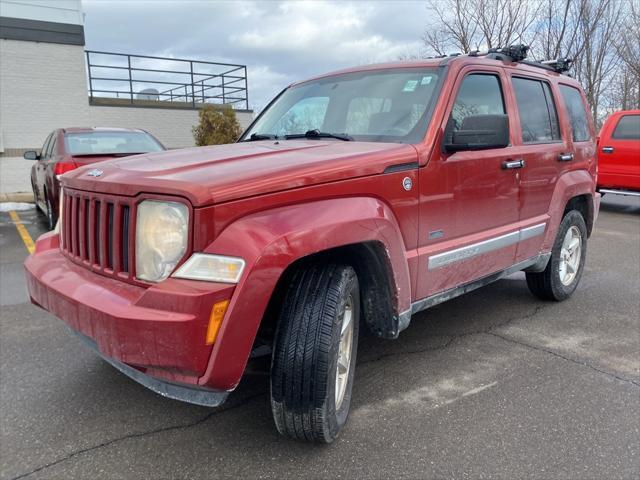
xmin=599 ymin=189 xmax=640 ymax=197
xmin=397 ymin=253 xmax=551 ymax=332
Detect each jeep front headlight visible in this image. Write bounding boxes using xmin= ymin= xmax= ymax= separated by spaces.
xmin=136 ymin=200 xmax=189 ymax=282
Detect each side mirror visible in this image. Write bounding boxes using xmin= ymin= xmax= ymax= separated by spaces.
xmin=445 ymin=114 xmax=509 ymax=152
xmin=23 ymin=150 xmax=39 ymax=160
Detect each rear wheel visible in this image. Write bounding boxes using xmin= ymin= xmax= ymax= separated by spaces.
xmin=270 ymin=263 xmax=359 ymax=443
xmin=526 ymin=210 xmax=587 ymax=301
xmin=31 ymin=181 xmax=42 ymax=213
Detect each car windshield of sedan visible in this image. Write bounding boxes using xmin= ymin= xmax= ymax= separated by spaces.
xmin=242 ymin=68 xmax=441 ymax=144
xmin=65 ymin=131 xmax=164 ymax=155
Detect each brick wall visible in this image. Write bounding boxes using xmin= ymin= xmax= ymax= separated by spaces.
xmin=0 ymin=39 xmax=254 ymax=154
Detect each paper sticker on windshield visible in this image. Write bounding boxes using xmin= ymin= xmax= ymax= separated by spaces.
xmin=421 ymin=76 xmax=433 ymax=85
xmin=403 ymin=80 xmax=418 ymax=92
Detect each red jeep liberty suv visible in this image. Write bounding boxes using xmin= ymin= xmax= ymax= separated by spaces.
xmin=25 ymin=46 xmax=600 ymax=443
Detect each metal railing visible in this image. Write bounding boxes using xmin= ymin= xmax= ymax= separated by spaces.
xmin=86 ymin=51 xmax=249 ymax=110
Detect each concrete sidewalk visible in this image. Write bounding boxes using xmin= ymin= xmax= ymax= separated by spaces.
xmin=0 ymin=156 xmax=34 ymax=202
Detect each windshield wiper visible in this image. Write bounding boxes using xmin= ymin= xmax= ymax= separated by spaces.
xmin=242 ymin=133 xmax=278 ymax=142
xmin=285 ymin=130 xmax=353 ymax=141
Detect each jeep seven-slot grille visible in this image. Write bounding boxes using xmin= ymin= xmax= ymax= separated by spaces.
xmin=61 ymin=189 xmax=133 ymax=278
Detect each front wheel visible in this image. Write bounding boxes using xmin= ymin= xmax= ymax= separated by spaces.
xmin=45 ymin=194 xmax=57 ymax=231
xmin=270 ymin=263 xmax=359 ymax=443
xmin=526 ymin=210 xmax=587 ymax=301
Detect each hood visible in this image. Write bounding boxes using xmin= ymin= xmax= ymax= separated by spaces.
xmin=62 ymin=140 xmax=418 ymax=206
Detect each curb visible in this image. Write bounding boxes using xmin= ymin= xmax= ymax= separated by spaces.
xmin=0 ymin=192 xmax=34 ymax=203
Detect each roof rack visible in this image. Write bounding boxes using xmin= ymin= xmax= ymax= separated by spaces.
xmin=539 ymin=57 xmax=573 ymax=73
xmin=459 ymin=44 xmax=572 ymax=74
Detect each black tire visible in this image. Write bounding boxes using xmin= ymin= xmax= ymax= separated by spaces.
xmin=270 ymin=263 xmax=360 ymax=443
xmin=526 ymin=210 xmax=587 ymax=301
xmin=45 ymin=193 xmax=57 ymax=231
xmin=31 ymin=181 xmax=42 ymax=213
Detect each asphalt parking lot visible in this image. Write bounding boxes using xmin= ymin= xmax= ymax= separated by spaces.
xmin=1 ymin=195 xmax=639 ymax=480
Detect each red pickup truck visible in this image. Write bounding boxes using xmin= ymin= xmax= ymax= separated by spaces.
xmin=25 ymin=47 xmax=600 ymax=443
xmin=597 ymin=110 xmax=640 ymax=196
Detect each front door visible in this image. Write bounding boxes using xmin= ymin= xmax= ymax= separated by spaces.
xmin=416 ymin=68 xmax=521 ymax=300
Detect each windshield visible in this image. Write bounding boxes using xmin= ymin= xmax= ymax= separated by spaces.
xmin=242 ymin=68 xmax=441 ymax=144
xmin=65 ymin=131 xmax=164 ymax=155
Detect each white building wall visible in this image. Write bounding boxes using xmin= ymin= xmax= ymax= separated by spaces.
xmin=0 ymin=0 xmax=84 ymax=25
xmin=0 ymin=39 xmax=90 ymax=151
xmin=0 ymin=38 xmax=253 ymax=153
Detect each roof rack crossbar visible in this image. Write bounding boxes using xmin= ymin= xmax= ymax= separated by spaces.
xmin=444 ymin=44 xmax=572 ymax=74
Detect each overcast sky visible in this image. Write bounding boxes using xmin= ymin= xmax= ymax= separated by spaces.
xmin=83 ymin=0 xmax=429 ymax=111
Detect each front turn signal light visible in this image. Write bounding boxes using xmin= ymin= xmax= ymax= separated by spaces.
xmin=206 ymin=300 xmax=230 ymax=345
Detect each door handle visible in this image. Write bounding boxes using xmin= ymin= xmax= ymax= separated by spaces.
xmin=602 ymin=146 xmax=614 ymax=153
xmin=502 ymin=159 xmax=525 ymax=169
xmin=558 ymin=153 xmax=574 ymax=162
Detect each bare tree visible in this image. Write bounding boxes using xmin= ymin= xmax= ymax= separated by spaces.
xmin=533 ymin=0 xmax=587 ymax=60
xmin=572 ymin=0 xmax=623 ymax=126
xmin=606 ymin=68 xmax=640 ymax=112
xmin=615 ymin=0 xmax=640 ymax=79
xmin=424 ymin=0 xmax=540 ymax=54
xmin=474 ymin=0 xmax=541 ymax=49
xmin=421 ymin=0 xmax=631 ymax=125
xmin=423 ymin=0 xmax=479 ymax=54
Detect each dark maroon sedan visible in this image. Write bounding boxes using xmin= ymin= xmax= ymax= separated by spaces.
xmin=25 ymin=127 xmax=165 ymax=229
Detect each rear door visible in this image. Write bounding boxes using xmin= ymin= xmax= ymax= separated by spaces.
xmin=506 ymin=73 xmax=567 ymax=262
xmin=416 ymin=67 xmax=520 ymax=300
xmin=599 ymin=113 xmax=640 ymax=191
xmin=558 ymin=83 xmax=597 ymax=177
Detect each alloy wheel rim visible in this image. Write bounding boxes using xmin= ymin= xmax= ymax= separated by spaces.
xmin=335 ymin=295 xmax=354 ymax=410
xmin=559 ymin=226 xmax=581 ymax=286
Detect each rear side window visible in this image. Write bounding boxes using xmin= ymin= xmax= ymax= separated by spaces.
xmin=512 ymin=77 xmax=561 ymax=143
xmin=612 ymin=115 xmax=640 ymax=140
xmin=559 ymin=85 xmax=591 ymax=142
xmin=451 ymin=74 xmax=505 ymax=130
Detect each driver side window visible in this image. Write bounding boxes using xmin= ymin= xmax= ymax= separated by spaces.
xmin=451 ymin=74 xmax=505 ymax=130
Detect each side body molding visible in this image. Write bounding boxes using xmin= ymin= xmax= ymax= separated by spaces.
xmin=198 ymin=197 xmax=412 ymax=390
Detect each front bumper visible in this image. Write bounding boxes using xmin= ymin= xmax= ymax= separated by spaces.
xmin=70 ymin=328 xmax=228 ymax=406
xmin=25 ymin=233 xmax=236 ymax=401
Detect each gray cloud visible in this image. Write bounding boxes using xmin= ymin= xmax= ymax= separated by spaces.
xmin=83 ymin=0 xmax=428 ymax=110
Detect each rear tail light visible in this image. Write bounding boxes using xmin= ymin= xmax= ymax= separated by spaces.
xmin=54 ymin=161 xmax=78 ymax=177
